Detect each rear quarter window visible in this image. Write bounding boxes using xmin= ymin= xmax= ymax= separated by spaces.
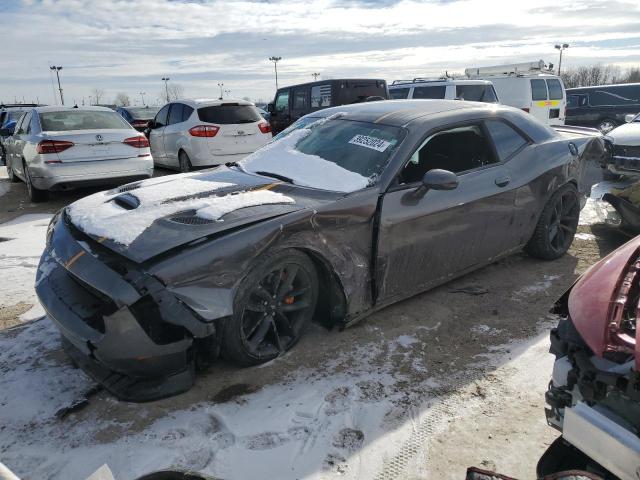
xmin=197 ymin=105 xmax=263 ymax=124
xmin=485 ymin=120 xmax=528 ymax=161
xmin=530 ymin=79 xmax=548 ymax=101
xmin=456 ymin=85 xmax=498 ymax=103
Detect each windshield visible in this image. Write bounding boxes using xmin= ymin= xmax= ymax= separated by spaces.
xmin=272 ymin=116 xmax=322 ymax=141
xmin=126 ymin=107 xmax=160 ymax=119
xmin=39 ymin=110 xmax=130 ymax=131
xmin=240 ymin=117 xmax=404 ymax=193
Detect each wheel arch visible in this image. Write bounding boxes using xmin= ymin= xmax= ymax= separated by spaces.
xmin=296 ymin=247 xmax=348 ymax=329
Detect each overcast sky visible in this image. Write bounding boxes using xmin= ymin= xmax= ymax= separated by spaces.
xmin=1 ymin=0 xmax=639 ymax=106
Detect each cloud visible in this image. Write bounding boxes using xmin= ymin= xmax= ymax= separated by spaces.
xmin=0 ymin=0 xmax=639 ymax=104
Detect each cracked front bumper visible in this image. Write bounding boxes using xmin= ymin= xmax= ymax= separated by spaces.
xmin=35 ymin=214 xmax=215 ymax=401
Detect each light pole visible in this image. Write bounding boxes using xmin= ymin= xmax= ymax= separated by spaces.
xmin=162 ymin=77 xmax=170 ymax=102
xmin=139 ymin=91 xmax=146 ymax=106
xmin=217 ymin=83 xmax=224 ymax=99
xmin=269 ymin=56 xmax=282 ymax=90
xmin=224 ymin=89 xmax=231 ymax=98
xmin=311 ymin=72 xmax=320 ymax=81
xmin=50 ymin=66 xmax=64 ymax=105
xmin=554 ymin=43 xmax=569 ymax=76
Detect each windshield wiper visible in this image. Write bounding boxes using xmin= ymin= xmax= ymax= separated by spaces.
xmin=255 ymin=171 xmax=294 ymax=183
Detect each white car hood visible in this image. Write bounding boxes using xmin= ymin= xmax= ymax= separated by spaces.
xmin=608 ymin=122 xmax=640 ymax=146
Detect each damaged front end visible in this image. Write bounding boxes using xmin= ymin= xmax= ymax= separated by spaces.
xmin=545 ymin=237 xmax=640 ymax=479
xmin=36 ymin=211 xmax=218 ymax=401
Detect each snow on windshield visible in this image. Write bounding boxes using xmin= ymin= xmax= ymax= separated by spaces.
xmin=241 ymin=129 xmax=370 ymax=193
xmin=68 ymin=175 xmax=295 ymax=246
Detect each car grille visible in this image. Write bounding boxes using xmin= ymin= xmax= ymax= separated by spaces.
xmin=48 ymin=263 xmax=118 ymax=333
xmin=614 ymin=145 xmax=640 ymax=158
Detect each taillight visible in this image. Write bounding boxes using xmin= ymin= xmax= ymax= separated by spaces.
xmin=123 ymin=136 xmax=150 ymax=148
xmin=521 ymin=108 xmax=530 ymax=113
xmin=189 ymin=125 xmax=219 ymax=137
xmin=258 ymin=122 xmax=272 ymax=134
xmin=36 ymin=140 xmax=74 ymax=154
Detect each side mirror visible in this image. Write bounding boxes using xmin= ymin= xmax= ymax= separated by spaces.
xmin=0 ymin=128 xmax=10 ymax=137
xmin=267 ymin=103 xmax=275 ymax=114
xmin=415 ymin=169 xmax=458 ymax=197
xmin=147 ymin=120 xmax=156 ymax=129
xmin=625 ymin=113 xmax=637 ymax=123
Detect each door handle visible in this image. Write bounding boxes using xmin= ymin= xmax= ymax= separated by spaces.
xmin=495 ymin=176 xmax=511 ymax=187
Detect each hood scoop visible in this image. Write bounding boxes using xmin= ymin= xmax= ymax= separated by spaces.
xmin=112 ymin=193 xmax=141 ymax=210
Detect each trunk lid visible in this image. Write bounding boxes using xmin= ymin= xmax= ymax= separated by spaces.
xmin=211 ymin=122 xmax=269 ymax=155
xmin=43 ymin=129 xmax=141 ymax=162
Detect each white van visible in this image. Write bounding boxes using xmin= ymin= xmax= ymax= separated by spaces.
xmin=388 ymin=78 xmax=499 ymax=103
xmin=465 ymin=60 xmax=566 ymax=125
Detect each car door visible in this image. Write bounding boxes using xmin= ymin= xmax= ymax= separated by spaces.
xmin=163 ymin=103 xmax=184 ymax=167
xmin=270 ymin=89 xmax=291 ymax=134
xmin=290 ymin=87 xmax=309 ymax=123
xmin=149 ymin=104 xmax=170 ymax=165
xmin=375 ymin=121 xmax=519 ymax=303
xmin=11 ymin=111 xmax=31 ymax=177
xmin=530 ymin=79 xmax=550 ymax=124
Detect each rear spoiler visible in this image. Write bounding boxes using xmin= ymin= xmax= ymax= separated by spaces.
xmin=551 ymin=125 xmax=602 ymax=137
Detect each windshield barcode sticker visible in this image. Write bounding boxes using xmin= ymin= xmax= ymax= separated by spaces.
xmin=348 ymin=134 xmax=391 ymax=152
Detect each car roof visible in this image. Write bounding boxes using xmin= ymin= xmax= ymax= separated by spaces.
xmin=390 ymin=79 xmax=493 ymax=87
xmin=32 ymin=106 xmax=116 ymax=113
xmin=172 ymin=98 xmax=255 ymax=108
xmin=303 ymin=99 xmax=504 ymax=127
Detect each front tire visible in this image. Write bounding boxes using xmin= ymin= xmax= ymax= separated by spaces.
xmin=525 ymin=184 xmax=580 ymax=260
xmin=222 ymin=250 xmax=319 ymax=366
xmin=178 ymin=150 xmax=192 ymax=173
xmin=23 ymin=160 xmax=48 ymax=202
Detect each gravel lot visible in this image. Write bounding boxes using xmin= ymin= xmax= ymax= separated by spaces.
xmin=0 ymin=163 xmax=629 ymax=480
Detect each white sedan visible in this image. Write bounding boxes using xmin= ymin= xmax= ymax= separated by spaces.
xmin=2 ymin=106 xmax=153 ymax=202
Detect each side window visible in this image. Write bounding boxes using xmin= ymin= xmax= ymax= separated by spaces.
xmin=292 ymin=89 xmax=308 ymax=110
xmin=412 ymin=86 xmax=446 ymax=99
xmin=485 ymin=120 xmax=528 ymax=161
xmin=311 ymin=84 xmax=332 ymax=107
xmin=567 ymin=95 xmax=579 ymax=108
xmin=182 ymin=105 xmax=194 ymax=122
xmin=456 ymin=85 xmax=498 ymax=102
xmin=389 ymin=88 xmax=410 ymax=99
xmin=16 ymin=113 xmax=31 ymax=134
xmin=399 ymin=124 xmax=498 ymax=184
xmin=155 ymin=105 xmax=170 ymax=127
xmin=167 ymin=103 xmax=184 ymax=125
xmin=275 ymin=90 xmax=290 ymax=113
xmin=546 ymin=79 xmax=563 ymax=100
xmin=28 ymin=113 xmax=39 ymax=134
xmin=531 ymin=79 xmax=548 ymax=101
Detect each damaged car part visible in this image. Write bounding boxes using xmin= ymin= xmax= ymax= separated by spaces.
xmin=37 ymin=100 xmax=606 ymax=400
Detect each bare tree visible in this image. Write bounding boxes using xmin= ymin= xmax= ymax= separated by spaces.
xmin=91 ymin=88 xmax=105 ymax=105
xmin=114 ymin=92 xmax=131 ymax=106
xmin=561 ymin=64 xmax=624 ymax=88
xmin=158 ymin=83 xmax=185 ymax=102
xmin=624 ymin=68 xmax=640 ymax=84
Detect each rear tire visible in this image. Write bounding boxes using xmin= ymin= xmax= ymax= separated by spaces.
xmin=23 ymin=160 xmax=48 ymax=202
xmin=222 ymin=249 xmax=319 ymax=367
xmin=525 ymin=183 xmax=579 ymax=260
xmin=6 ymin=157 xmax=19 ymax=183
xmin=178 ymin=151 xmax=192 ymax=173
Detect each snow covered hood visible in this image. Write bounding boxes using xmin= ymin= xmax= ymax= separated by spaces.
xmin=66 ymin=167 xmax=338 ymax=263
xmin=608 ymin=122 xmax=640 ymax=146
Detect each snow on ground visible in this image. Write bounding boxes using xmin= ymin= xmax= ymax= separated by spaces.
xmin=0 ymin=214 xmax=51 ymax=315
xmin=579 ymin=180 xmax=629 ymax=226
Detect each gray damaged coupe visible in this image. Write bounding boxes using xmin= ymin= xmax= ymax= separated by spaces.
xmin=36 ymin=100 xmax=606 ymax=400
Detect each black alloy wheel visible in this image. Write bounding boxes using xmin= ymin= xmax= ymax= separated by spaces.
xmin=223 ymin=251 xmax=318 ymax=366
xmin=526 ymin=184 xmax=580 ymax=260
